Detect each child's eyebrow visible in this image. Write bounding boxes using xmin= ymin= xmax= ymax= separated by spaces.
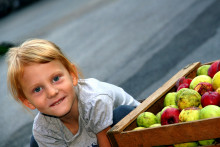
xmin=50 ymin=70 xmax=63 ymax=77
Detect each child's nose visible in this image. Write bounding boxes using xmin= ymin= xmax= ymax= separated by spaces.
xmin=46 ymin=85 xmax=58 ymax=99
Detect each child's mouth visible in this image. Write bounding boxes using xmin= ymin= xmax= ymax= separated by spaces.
xmin=50 ymin=97 xmax=65 ymax=107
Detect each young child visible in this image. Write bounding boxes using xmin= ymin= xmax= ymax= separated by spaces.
xmin=6 ymin=39 xmax=140 ymax=147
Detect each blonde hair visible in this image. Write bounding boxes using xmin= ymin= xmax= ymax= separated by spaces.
xmin=7 ymin=39 xmax=81 ymax=103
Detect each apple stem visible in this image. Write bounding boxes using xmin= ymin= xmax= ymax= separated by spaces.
xmin=168 ymin=118 xmax=175 ymax=124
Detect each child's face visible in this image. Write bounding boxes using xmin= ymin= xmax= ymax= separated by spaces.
xmin=19 ymin=60 xmax=78 ymax=117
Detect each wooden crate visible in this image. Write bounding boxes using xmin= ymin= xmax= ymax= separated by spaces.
xmin=107 ymin=61 xmax=220 ymax=147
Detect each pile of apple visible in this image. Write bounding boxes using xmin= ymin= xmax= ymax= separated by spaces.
xmin=134 ymin=60 xmax=220 ymax=146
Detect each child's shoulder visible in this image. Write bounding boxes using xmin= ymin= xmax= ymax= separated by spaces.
xmin=78 ymin=78 xmax=100 ymax=85
xmin=77 ymin=78 xmax=117 ymax=100
xmin=78 ymin=78 xmax=118 ymax=92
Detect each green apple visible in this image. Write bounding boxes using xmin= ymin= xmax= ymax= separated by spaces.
xmin=198 ymin=139 xmax=215 ymax=146
xmin=179 ymin=107 xmax=200 ymax=122
xmin=197 ymin=65 xmax=211 ymax=76
xmin=200 ymin=105 xmax=220 ymax=119
xmin=164 ymin=92 xmax=177 ymax=107
xmin=137 ymin=112 xmax=158 ymax=128
xmin=190 ymin=75 xmax=212 ymax=89
xmin=176 ymin=88 xmax=191 ymax=103
xmin=156 ymin=111 xmax=162 ymax=123
xmin=176 ymin=89 xmax=201 ymax=110
xmin=212 ymin=71 xmax=220 ymax=90
xmin=174 ymin=142 xmax=198 ymax=147
xmin=149 ymin=123 xmax=161 ymax=128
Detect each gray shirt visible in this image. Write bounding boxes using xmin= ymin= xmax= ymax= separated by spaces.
xmin=33 ymin=78 xmax=140 ymax=147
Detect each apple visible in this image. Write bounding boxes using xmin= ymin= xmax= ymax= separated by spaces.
xmin=161 ymin=107 xmax=180 ymax=125
xmin=176 ymin=89 xmax=201 ymax=110
xmin=156 ymin=111 xmax=162 ymax=123
xmin=216 ymin=88 xmax=220 ymax=94
xmin=161 ymin=105 xmax=179 ymax=114
xmin=156 ymin=105 xmax=178 ymax=123
xmin=197 ymin=65 xmax=211 ymax=76
xmin=137 ymin=112 xmax=158 ymax=128
xmin=212 ymin=71 xmax=220 ymax=90
xmin=194 ymin=82 xmax=213 ymax=95
xmin=164 ymin=92 xmax=177 ymax=107
xmin=162 ymin=105 xmax=179 ymax=112
xmin=175 ymin=88 xmax=190 ymax=102
xmin=149 ymin=123 xmax=161 ymax=128
xmin=176 ymin=77 xmax=192 ymax=89
xmin=179 ymin=107 xmax=200 ymax=122
xmin=208 ymin=60 xmax=220 ymax=78
xmin=200 ymin=105 xmax=220 ymax=119
xmin=189 ymin=75 xmax=212 ymax=89
xmin=174 ymin=142 xmax=198 ymax=147
xmin=177 ymin=83 xmax=189 ymax=91
xmin=133 ymin=127 xmax=145 ymax=130
xmin=198 ymin=139 xmax=215 ymax=146
xmin=201 ymin=91 xmax=220 ymax=107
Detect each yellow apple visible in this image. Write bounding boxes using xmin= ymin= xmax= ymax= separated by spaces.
xmin=212 ymin=71 xmax=220 ymax=90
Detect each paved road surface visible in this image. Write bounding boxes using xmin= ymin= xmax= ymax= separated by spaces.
xmin=0 ymin=0 xmax=220 ymax=146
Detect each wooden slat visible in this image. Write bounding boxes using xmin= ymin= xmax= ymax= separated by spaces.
xmin=114 ymin=117 xmax=220 ymax=147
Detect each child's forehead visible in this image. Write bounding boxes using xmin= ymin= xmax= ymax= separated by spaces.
xmin=22 ymin=60 xmax=66 ymax=72
xmin=19 ymin=60 xmax=72 ymax=80
xmin=21 ymin=61 xmax=63 ymax=78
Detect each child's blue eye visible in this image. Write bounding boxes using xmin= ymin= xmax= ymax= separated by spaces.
xmin=34 ymin=87 xmax=42 ymax=93
xmin=53 ymin=76 xmax=60 ymax=82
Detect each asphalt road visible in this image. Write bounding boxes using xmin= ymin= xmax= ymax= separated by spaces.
xmin=0 ymin=0 xmax=220 ymax=146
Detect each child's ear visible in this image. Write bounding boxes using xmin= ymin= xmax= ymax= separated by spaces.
xmin=70 ymin=64 xmax=78 ymax=86
xmin=71 ymin=73 xmax=78 ymax=86
xmin=20 ymin=98 xmax=36 ymax=110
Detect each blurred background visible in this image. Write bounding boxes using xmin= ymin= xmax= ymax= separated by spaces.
xmin=0 ymin=0 xmax=220 ymax=146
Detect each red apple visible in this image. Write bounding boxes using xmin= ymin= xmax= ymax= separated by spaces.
xmin=161 ymin=107 xmax=180 ymax=125
xmin=176 ymin=77 xmax=192 ymax=89
xmin=208 ymin=60 xmax=220 ymax=78
xmin=177 ymin=83 xmax=189 ymax=91
xmin=194 ymin=82 xmax=213 ymax=95
xmin=201 ymin=91 xmax=220 ymax=107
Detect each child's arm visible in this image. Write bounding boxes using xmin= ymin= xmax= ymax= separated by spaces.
xmin=96 ymin=126 xmax=111 ymax=147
